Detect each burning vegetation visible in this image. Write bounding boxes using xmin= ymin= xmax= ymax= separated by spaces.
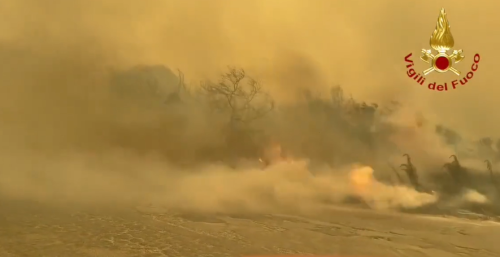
xmin=111 ymin=65 xmax=500 ymax=218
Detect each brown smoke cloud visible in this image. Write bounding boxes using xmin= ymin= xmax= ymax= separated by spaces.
xmin=0 ymin=0 xmax=497 ymax=214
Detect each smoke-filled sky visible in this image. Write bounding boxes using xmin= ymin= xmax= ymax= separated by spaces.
xmin=0 ymin=0 xmax=496 ymax=135
xmin=0 ymin=0 xmax=497 ymax=211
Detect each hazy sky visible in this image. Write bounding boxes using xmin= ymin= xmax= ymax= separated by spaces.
xmin=0 ymin=0 xmax=497 ymax=137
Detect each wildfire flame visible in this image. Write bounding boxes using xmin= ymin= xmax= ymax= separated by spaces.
xmin=260 ymin=142 xmax=294 ymax=168
xmin=430 ymin=8 xmax=455 ymax=52
xmin=349 ymin=166 xmax=375 ymax=196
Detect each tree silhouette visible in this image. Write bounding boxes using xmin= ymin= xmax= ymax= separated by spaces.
xmin=201 ymin=67 xmax=274 ymax=126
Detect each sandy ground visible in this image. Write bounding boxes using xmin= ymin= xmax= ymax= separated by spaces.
xmin=0 ymin=200 xmax=499 ymax=257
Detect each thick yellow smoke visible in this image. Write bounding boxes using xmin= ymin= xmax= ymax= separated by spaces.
xmin=0 ymin=0 xmax=498 ymax=217
xmin=349 ymin=166 xmax=438 ymax=210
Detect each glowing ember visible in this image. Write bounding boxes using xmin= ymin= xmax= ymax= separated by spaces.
xmin=260 ymin=142 xmax=295 ymax=168
xmin=349 ymin=166 xmax=375 ymax=195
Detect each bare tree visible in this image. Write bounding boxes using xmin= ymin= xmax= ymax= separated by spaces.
xmin=485 ymin=160 xmax=499 ymax=191
xmin=199 ymin=67 xmax=275 ymax=162
xmin=443 ymin=155 xmax=468 ymax=187
xmin=400 ymin=153 xmax=421 ymax=191
xmin=201 ymin=67 xmax=274 ymax=125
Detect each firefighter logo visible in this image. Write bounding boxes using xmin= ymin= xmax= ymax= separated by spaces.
xmin=420 ymin=8 xmax=465 ymax=76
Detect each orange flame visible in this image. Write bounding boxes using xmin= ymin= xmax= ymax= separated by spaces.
xmin=260 ymin=142 xmax=295 ymax=167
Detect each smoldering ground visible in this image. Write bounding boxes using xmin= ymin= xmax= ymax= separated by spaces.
xmin=0 ymin=0 xmax=500 ymax=217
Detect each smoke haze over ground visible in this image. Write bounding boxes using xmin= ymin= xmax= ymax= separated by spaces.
xmin=0 ymin=0 xmax=500 ymax=217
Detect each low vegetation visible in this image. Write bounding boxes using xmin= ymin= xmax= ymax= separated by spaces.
xmin=112 ymin=65 xmax=500 ymax=217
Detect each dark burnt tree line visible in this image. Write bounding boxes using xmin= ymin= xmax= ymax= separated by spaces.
xmin=110 ymin=65 xmax=500 ymax=190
